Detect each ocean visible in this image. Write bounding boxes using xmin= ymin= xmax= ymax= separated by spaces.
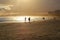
xmin=0 ymin=16 xmax=59 ymax=23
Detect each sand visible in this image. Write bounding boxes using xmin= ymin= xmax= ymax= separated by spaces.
xmin=0 ymin=20 xmax=60 ymax=40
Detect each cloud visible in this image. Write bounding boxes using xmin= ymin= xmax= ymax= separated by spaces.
xmin=0 ymin=0 xmax=16 ymax=4
xmin=0 ymin=4 xmax=14 ymax=11
xmin=0 ymin=0 xmax=9 ymax=4
xmin=0 ymin=0 xmax=60 ymax=11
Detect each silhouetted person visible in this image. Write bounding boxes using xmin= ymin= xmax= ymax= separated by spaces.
xmin=43 ymin=17 xmax=45 ymax=20
xmin=25 ymin=17 xmax=26 ymax=22
xmin=28 ymin=17 xmax=30 ymax=22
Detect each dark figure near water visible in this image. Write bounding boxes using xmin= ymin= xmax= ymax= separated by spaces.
xmin=42 ymin=17 xmax=45 ymax=20
xmin=28 ymin=17 xmax=30 ymax=22
xmin=25 ymin=17 xmax=26 ymax=22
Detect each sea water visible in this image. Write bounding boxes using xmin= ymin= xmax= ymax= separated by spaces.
xmin=0 ymin=16 xmax=59 ymax=23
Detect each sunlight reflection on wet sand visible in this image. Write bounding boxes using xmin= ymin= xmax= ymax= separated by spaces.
xmin=0 ymin=16 xmax=59 ymax=23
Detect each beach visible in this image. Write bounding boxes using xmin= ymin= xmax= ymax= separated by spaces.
xmin=0 ymin=0 xmax=60 ymax=40
xmin=0 ymin=20 xmax=60 ymax=40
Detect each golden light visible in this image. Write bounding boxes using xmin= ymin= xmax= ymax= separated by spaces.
xmin=16 ymin=17 xmax=24 ymax=21
xmin=16 ymin=0 xmax=32 ymax=5
xmin=0 ymin=16 xmax=56 ymax=23
xmin=17 ymin=0 xmax=30 ymax=3
xmin=13 ymin=16 xmax=32 ymax=22
xmin=7 ymin=16 xmax=46 ymax=23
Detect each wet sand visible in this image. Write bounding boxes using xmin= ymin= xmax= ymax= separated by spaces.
xmin=0 ymin=20 xmax=60 ymax=40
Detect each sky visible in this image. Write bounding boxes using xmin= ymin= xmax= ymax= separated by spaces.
xmin=0 ymin=0 xmax=60 ymax=12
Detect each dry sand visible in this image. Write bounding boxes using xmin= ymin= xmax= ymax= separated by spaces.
xmin=0 ymin=20 xmax=60 ymax=40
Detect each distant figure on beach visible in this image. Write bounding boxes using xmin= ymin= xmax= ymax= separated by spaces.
xmin=42 ymin=17 xmax=45 ymax=20
xmin=25 ymin=17 xmax=26 ymax=22
xmin=28 ymin=17 xmax=30 ymax=22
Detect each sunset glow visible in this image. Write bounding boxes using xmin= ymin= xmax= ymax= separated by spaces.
xmin=13 ymin=16 xmax=32 ymax=22
xmin=17 ymin=0 xmax=31 ymax=2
